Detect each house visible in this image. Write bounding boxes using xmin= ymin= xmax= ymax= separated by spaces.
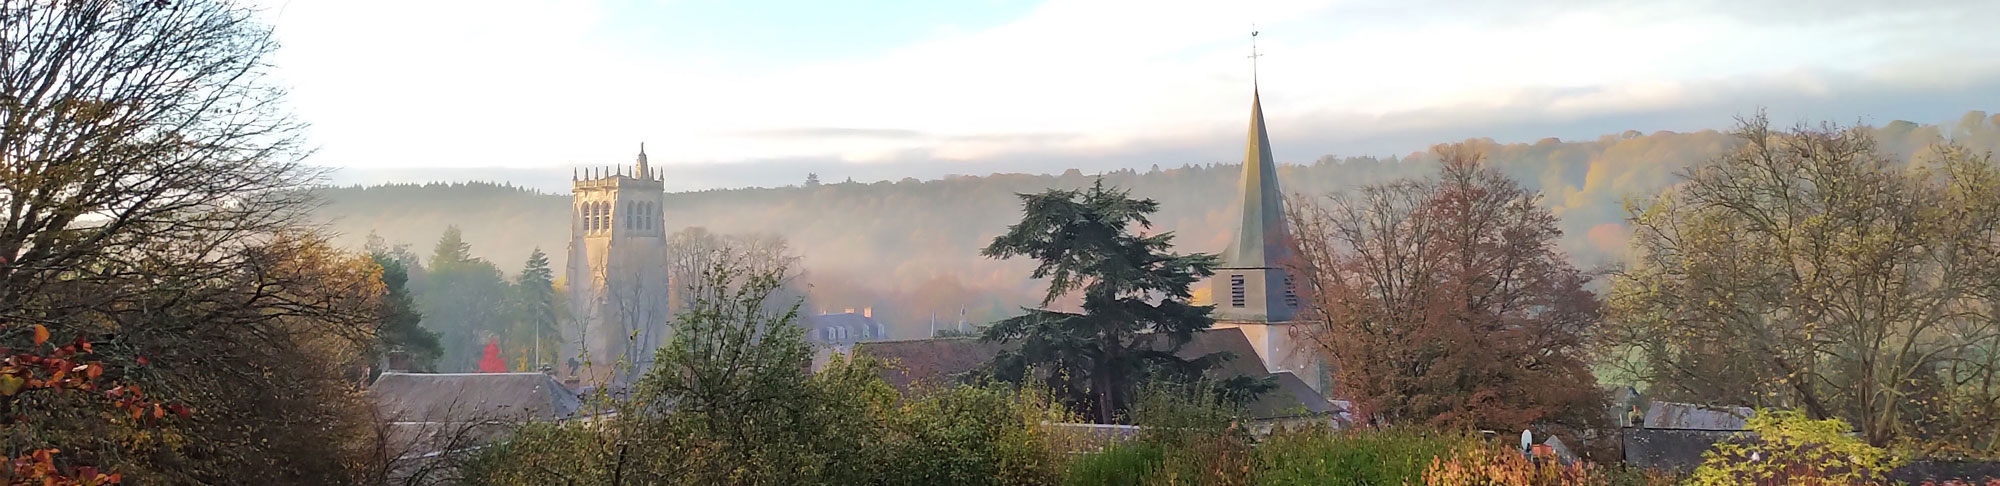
xmin=805 ymin=308 xmax=887 ymax=344
xmin=368 ymin=371 xmax=587 ymax=481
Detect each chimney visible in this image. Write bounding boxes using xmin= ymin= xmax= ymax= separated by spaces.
xmin=385 ymin=350 xmax=412 ymax=373
xmin=863 ymin=307 xmax=872 ymax=318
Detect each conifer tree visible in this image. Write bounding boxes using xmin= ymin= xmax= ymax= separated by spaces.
xmin=980 ymin=180 xmax=1231 ymax=424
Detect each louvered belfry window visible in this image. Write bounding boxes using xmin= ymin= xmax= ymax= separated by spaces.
xmin=1230 ymin=274 xmax=1246 ymax=308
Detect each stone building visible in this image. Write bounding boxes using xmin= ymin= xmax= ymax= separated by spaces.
xmin=1206 ymin=86 xmax=1329 ymax=395
xmin=565 ymin=145 xmax=670 ymax=385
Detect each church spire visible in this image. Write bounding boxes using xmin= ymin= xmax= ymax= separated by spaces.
xmin=1221 ymin=74 xmax=1291 ymax=270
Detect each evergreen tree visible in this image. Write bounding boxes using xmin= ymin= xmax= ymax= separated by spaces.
xmin=421 ymin=225 xmax=512 ymax=371
xmin=513 ymin=247 xmax=560 ymax=370
xmin=980 ymin=180 xmax=1230 ymax=424
xmin=369 ymin=251 xmax=442 ymax=376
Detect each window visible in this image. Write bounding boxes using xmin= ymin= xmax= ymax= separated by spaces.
xmin=1230 ymin=274 xmax=1246 ymax=308
xmin=1283 ymin=274 xmax=1299 ymax=308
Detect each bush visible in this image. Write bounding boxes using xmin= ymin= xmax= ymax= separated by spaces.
xmin=1420 ymin=444 xmax=1608 ymax=485
xmin=1064 ymin=442 xmax=1166 ymax=486
xmin=1255 ymin=424 xmax=1475 ymax=486
xmin=884 ymin=382 xmax=1074 ymax=486
xmin=1687 ymin=409 xmax=1904 ymax=486
xmin=1061 ymin=381 xmax=1257 ymax=485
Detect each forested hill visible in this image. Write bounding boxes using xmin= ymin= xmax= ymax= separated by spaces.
xmin=308 ymin=111 xmax=2000 ymax=337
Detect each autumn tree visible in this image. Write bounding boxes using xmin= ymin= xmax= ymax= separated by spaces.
xmin=0 ymin=0 xmax=404 ymax=482
xmin=980 ymin=181 xmax=1228 ymax=424
xmin=1601 ymin=115 xmax=2000 ymax=448
xmin=1287 ymin=144 xmax=1605 ymax=432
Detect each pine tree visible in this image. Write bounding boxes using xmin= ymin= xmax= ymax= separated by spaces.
xmin=513 ymin=248 xmax=559 ymax=370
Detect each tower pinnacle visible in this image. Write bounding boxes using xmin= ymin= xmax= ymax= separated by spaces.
xmin=635 ymin=142 xmax=650 ymax=179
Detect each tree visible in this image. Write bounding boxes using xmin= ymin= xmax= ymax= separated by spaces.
xmin=805 ymin=172 xmax=821 ymax=187
xmin=421 ymin=226 xmax=512 ymax=371
xmin=1286 ymin=144 xmax=1605 ymax=432
xmin=0 ymin=0 xmax=394 ymax=481
xmin=979 ymin=180 xmax=1225 ymax=424
xmin=1602 ymin=115 xmax=2000 ymax=448
xmin=370 ymin=249 xmax=442 ymax=374
xmin=512 ymin=248 xmax=558 ymax=370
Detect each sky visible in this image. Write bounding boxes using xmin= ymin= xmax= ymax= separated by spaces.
xmin=257 ymin=0 xmax=2000 ymax=192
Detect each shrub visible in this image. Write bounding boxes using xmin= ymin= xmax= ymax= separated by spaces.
xmin=1686 ymin=409 xmax=1904 ymax=486
xmin=1064 ymin=442 xmax=1166 ymax=486
xmin=1254 ymin=424 xmax=1475 ymax=486
xmin=1420 ymin=444 xmax=1606 ymax=485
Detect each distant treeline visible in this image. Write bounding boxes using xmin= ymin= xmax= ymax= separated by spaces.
xmin=308 ymin=111 xmax=2000 ymax=339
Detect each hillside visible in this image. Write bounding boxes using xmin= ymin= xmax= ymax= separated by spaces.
xmin=308 ymin=111 xmax=2000 ymax=337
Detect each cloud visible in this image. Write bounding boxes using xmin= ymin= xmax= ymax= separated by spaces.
xmin=739 ymin=128 xmax=929 ymax=140
xmin=260 ymin=0 xmax=2000 ymax=176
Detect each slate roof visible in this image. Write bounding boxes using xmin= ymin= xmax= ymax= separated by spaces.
xmin=1220 ymin=88 xmax=1294 ymax=271
xmin=1642 ymin=401 xmax=1751 ymax=430
xmin=804 ymin=312 xmax=887 ymax=343
xmin=851 ymin=337 xmax=1006 ymax=391
xmin=851 ymin=328 xmax=1338 ymax=420
xmin=1622 ymin=428 xmax=1748 ymax=474
xmin=371 ymin=372 xmax=583 ymax=423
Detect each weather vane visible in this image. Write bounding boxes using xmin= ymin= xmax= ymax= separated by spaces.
xmin=1249 ymin=27 xmax=1263 ymax=86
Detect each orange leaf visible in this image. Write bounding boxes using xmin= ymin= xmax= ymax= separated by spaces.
xmin=31 ymin=325 xmax=48 ymax=346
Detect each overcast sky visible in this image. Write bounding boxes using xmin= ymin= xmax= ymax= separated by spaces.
xmin=259 ymin=0 xmax=2000 ymax=191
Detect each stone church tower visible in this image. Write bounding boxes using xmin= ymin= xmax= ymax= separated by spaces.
xmin=565 ymin=145 xmax=669 ymax=385
xmin=1206 ymin=87 xmax=1327 ymax=393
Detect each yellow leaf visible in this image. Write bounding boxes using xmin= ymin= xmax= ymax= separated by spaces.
xmin=0 ymin=375 xmax=22 ymax=396
xmin=32 ymin=324 xmax=49 ymax=346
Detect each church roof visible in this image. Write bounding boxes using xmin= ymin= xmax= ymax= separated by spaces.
xmin=1221 ymin=89 xmax=1294 ymax=270
xmin=849 ymin=328 xmax=1335 ymax=420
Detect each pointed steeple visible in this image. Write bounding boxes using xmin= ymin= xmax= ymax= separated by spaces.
xmin=1221 ymin=88 xmax=1292 ymax=270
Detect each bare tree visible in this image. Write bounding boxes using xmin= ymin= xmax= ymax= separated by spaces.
xmin=1602 ymin=114 xmax=2000 ymax=447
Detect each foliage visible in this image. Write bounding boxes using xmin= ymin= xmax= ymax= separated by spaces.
xmin=1 ymin=331 xmax=179 ymax=485
xmin=1254 ymin=424 xmax=1476 ymax=486
xmin=1687 ymin=409 xmax=1904 ymax=486
xmin=420 ymin=226 xmax=514 ymax=371
xmin=881 ymin=382 xmax=1074 ymax=486
xmin=980 ymin=180 xmax=1225 ymax=424
xmin=463 ymin=248 xmax=1073 ymax=485
xmin=1603 ymin=114 xmax=2000 ymax=448
xmin=365 ymin=237 xmax=442 ymax=374
xmin=509 ymin=248 xmax=561 ymax=370
xmin=1420 ymin=443 xmax=1608 ymax=486
xmin=1287 ymin=143 xmax=1607 ymax=432
xmin=1063 ymin=442 xmax=1165 ymax=486
xmin=0 ymin=0 xmax=402 ymax=479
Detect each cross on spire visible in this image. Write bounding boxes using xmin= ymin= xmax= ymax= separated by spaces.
xmin=1249 ymin=27 xmax=1263 ymax=87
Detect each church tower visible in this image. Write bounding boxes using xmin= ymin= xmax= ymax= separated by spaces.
xmin=1207 ymin=85 xmax=1326 ymax=393
xmin=565 ymin=144 xmax=669 ymax=385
